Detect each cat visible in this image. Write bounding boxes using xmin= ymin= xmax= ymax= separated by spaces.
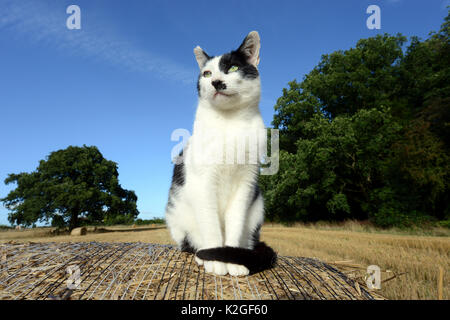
xmin=165 ymin=31 xmax=276 ymax=276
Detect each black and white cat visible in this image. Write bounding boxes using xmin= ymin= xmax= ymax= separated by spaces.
xmin=165 ymin=31 xmax=276 ymax=276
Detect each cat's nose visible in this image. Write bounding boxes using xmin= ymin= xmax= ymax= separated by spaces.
xmin=211 ymin=80 xmax=226 ymax=91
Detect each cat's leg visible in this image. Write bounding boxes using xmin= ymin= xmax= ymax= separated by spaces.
xmin=166 ymin=202 xmax=191 ymax=250
xmin=167 ymin=201 xmax=205 ymax=265
xmin=223 ymin=174 xmax=259 ymax=276
xmin=166 ymin=189 xmax=203 ymax=251
xmin=241 ymin=191 xmax=265 ymax=249
xmin=195 ymin=256 xmax=204 ymax=266
xmin=167 ymin=199 xmax=207 ymax=268
xmin=189 ymin=176 xmax=228 ymax=275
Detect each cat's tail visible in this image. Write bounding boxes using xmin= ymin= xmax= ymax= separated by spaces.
xmin=195 ymin=242 xmax=277 ymax=274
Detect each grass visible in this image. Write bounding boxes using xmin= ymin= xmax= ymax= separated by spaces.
xmin=262 ymin=223 xmax=449 ymax=300
xmin=289 ymin=220 xmax=450 ymax=237
xmin=0 ymin=222 xmax=448 ymax=300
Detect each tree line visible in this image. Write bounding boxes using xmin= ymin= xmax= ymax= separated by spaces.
xmin=260 ymin=10 xmax=449 ymax=227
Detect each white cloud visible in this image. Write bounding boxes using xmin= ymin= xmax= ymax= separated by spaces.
xmin=0 ymin=0 xmax=194 ymax=85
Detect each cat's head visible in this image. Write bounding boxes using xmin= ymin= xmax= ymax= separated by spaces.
xmin=194 ymin=31 xmax=261 ymax=110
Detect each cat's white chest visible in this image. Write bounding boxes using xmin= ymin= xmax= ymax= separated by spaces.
xmin=189 ymin=109 xmax=264 ymax=169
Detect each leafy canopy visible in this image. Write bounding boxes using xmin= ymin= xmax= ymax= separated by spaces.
xmin=262 ymin=9 xmax=450 ymax=227
xmin=1 ymin=145 xmax=139 ymax=229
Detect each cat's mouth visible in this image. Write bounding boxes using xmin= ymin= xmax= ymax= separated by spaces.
xmin=214 ymin=92 xmax=235 ymax=98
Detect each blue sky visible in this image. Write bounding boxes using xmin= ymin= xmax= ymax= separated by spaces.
xmin=0 ymin=0 xmax=448 ymax=225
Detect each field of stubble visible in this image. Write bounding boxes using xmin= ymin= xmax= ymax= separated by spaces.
xmin=1 ymin=222 xmax=448 ymax=300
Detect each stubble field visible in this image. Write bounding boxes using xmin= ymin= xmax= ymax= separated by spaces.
xmin=1 ymin=222 xmax=448 ymax=300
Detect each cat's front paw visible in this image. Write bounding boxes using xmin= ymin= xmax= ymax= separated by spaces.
xmin=227 ymin=263 xmax=249 ymax=276
xmin=204 ymin=261 xmax=228 ymax=276
xmin=195 ymin=256 xmax=204 ymax=266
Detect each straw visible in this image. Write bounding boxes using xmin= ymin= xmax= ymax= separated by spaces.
xmin=0 ymin=242 xmax=385 ymax=300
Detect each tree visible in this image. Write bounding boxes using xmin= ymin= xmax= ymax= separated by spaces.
xmin=1 ymin=145 xmax=139 ymax=230
xmin=262 ymin=107 xmax=403 ymax=223
xmin=272 ymin=80 xmax=323 ymax=153
xmin=400 ymin=11 xmax=450 ymax=149
xmin=272 ymin=33 xmax=408 ymax=152
xmin=263 ymin=9 xmax=450 ymax=227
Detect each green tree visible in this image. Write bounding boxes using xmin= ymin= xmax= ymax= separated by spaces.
xmin=272 ymin=34 xmax=408 ymax=152
xmin=378 ymin=118 xmax=450 ymax=225
xmin=1 ymin=145 xmax=139 ymax=230
xmin=400 ymin=11 xmax=450 ymax=148
xmin=272 ymin=80 xmax=322 ymax=153
xmin=263 ymin=9 xmax=450 ymax=227
xmin=262 ymin=107 xmax=403 ymax=223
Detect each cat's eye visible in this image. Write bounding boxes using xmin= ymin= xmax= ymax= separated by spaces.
xmin=228 ymin=65 xmax=239 ymax=73
xmin=203 ymin=71 xmax=212 ymax=78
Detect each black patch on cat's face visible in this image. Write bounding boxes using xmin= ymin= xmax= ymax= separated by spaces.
xmin=219 ymin=50 xmax=259 ymax=79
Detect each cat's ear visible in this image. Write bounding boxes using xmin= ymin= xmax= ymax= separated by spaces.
xmin=194 ymin=46 xmax=210 ymax=69
xmin=238 ymin=31 xmax=260 ymax=67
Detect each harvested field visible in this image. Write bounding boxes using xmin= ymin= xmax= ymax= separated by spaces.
xmin=0 ymin=223 xmax=448 ymax=300
xmin=0 ymin=242 xmax=383 ymax=300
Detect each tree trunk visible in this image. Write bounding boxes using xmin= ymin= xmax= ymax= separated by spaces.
xmin=69 ymin=210 xmax=79 ymax=231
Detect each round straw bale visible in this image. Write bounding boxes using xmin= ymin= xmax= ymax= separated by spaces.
xmin=70 ymin=227 xmax=87 ymax=236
